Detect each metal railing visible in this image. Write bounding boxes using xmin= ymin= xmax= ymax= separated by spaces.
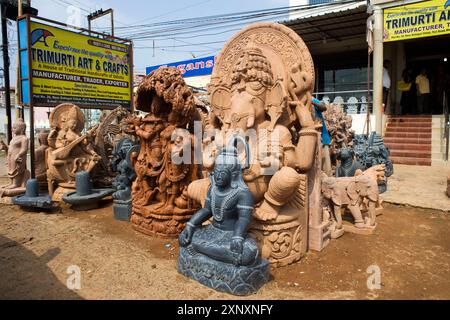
xmin=313 ymin=89 xmax=373 ymax=115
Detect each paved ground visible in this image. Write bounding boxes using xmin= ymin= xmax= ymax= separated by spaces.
xmin=383 ymin=164 xmax=450 ymax=212
xmin=0 ymin=202 xmax=449 ymax=300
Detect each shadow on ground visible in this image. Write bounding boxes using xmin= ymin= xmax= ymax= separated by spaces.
xmin=0 ymin=235 xmax=82 ymax=299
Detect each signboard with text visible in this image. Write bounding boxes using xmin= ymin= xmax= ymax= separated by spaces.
xmin=18 ymin=16 xmax=133 ymax=109
xmin=146 ymin=56 xmax=215 ymax=78
xmin=384 ymin=0 xmax=450 ymax=42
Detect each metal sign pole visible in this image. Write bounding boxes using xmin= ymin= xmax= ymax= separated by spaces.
xmin=1 ymin=2 xmax=12 ymax=143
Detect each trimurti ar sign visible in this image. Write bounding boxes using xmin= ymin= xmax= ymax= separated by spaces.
xmin=383 ymin=0 xmax=450 ymax=42
xmin=17 ymin=15 xmax=133 ymax=109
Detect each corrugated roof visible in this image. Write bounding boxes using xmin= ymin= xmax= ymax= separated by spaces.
xmin=283 ymin=1 xmax=368 ymax=44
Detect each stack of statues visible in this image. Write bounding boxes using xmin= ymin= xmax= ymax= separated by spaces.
xmin=352 ymin=132 xmax=394 ymax=193
xmin=322 ymin=103 xmax=355 ymax=171
xmin=111 ymin=138 xmax=139 ymax=220
xmin=0 ymin=22 xmax=390 ymax=296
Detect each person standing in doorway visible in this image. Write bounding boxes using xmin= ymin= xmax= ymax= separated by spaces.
xmin=383 ymin=60 xmax=391 ymax=114
xmin=400 ymin=66 xmax=415 ymax=114
xmin=416 ymin=68 xmax=430 ymax=114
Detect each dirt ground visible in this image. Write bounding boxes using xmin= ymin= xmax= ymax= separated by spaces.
xmin=1 ymin=201 xmax=450 ymax=300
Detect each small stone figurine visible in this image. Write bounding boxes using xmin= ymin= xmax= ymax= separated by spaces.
xmin=336 ymin=148 xmax=364 ymax=178
xmin=178 ymin=146 xmax=270 ymax=296
xmin=111 ymin=138 xmax=139 ymax=221
xmin=0 ymin=118 xmax=30 ymax=197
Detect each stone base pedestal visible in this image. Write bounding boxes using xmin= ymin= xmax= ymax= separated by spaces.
xmin=343 ymin=221 xmax=377 ymax=235
xmin=113 ymin=200 xmax=132 ymax=221
xmin=52 ymin=186 xmax=76 ymax=202
xmin=131 ymin=204 xmax=197 ymax=237
xmin=250 ymin=206 xmax=307 ymax=268
xmin=178 ymin=247 xmax=270 ymax=296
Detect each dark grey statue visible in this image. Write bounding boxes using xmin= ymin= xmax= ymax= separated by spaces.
xmin=177 ymin=144 xmax=269 ymax=296
xmin=111 ymin=138 xmax=139 ymax=221
xmin=352 ymin=132 xmax=393 ymax=193
xmin=336 ymin=148 xmax=364 ymax=178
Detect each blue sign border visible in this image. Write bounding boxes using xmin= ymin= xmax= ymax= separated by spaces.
xmin=146 ymin=56 xmax=215 ymax=78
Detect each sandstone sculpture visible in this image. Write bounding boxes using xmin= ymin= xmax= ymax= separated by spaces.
xmin=323 ymin=103 xmax=355 ymax=170
xmin=0 ymin=118 xmax=30 ymax=197
xmin=35 ymin=130 xmax=50 ymax=190
xmin=321 ymin=174 xmax=379 ymax=236
xmin=188 ymin=22 xmax=324 ymax=266
xmin=91 ymin=106 xmax=131 ymax=187
xmin=47 ymin=103 xmax=101 ymax=196
xmin=126 ymin=67 xmax=201 ymax=237
xmin=178 ymin=145 xmax=269 ymax=296
xmin=111 ymin=137 xmax=139 ymax=221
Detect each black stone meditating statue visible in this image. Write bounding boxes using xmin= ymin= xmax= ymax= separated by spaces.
xmin=177 ymin=143 xmax=269 ymax=296
xmin=336 ymin=148 xmax=364 ymax=178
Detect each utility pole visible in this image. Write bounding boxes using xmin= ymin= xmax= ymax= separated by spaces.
xmin=15 ymin=0 xmax=24 ymax=120
xmin=88 ymin=8 xmax=114 ymax=37
xmin=1 ymin=1 xmax=12 ymax=143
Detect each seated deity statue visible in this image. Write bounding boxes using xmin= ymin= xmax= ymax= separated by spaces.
xmin=0 ymin=118 xmax=30 ymax=197
xmin=46 ymin=104 xmax=101 ymax=195
xmin=178 ymin=145 xmax=269 ymax=295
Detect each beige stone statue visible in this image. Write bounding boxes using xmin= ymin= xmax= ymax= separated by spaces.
xmin=35 ymin=130 xmax=49 ymax=190
xmin=46 ymin=103 xmax=101 ymax=195
xmin=188 ymin=22 xmax=323 ymax=267
xmin=321 ymin=174 xmax=379 ymax=236
xmin=0 ymin=118 xmax=30 ymax=197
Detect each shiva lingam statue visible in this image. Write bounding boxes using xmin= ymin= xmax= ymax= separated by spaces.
xmin=178 ymin=143 xmax=269 ymax=296
xmin=46 ymin=103 xmax=101 ymax=199
xmin=188 ymin=22 xmax=327 ymax=265
xmin=125 ymin=67 xmax=201 ymax=237
xmin=0 ymin=118 xmax=30 ymax=198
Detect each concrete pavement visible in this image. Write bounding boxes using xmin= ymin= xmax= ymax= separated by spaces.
xmin=382 ymin=164 xmax=450 ymax=212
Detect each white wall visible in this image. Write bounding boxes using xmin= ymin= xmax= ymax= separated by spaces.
xmin=350 ymin=114 xmax=378 ymax=136
xmin=289 ymin=0 xmax=308 ymax=20
xmin=184 ymin=75 xmax=211 ymax=90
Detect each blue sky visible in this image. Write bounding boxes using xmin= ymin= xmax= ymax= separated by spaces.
xmin=2 ymin=0 xmax=290 ymax=84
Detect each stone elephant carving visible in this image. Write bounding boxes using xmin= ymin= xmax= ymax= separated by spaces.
xmin=321 ymin=175 xmax=379 ymax=234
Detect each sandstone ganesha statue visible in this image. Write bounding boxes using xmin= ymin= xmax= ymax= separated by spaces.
xmin=188 ymin=22 xmax=323 ymax=266
xmin=126 ymin=67 xmax=201 ymax=237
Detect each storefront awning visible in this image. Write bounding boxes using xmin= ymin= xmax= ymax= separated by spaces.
xmin=282 ymin=1 xmax=368 ymax=45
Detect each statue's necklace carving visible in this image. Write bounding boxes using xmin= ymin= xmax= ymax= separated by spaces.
xmin=211 ymin=186 xmax=241 ymax=222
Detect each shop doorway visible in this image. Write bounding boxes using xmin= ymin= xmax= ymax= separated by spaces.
xmin=400 ymin=36 xmax=450 ymax=115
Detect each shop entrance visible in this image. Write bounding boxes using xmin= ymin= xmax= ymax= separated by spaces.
xmin=399 ymin=35 xmax=450 ymax=115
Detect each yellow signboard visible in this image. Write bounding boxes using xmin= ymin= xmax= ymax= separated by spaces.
xmin=23 ymin=20 xmax=132 ymax=108
xmin=384 ymin=0 xmax=450 ymax=42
